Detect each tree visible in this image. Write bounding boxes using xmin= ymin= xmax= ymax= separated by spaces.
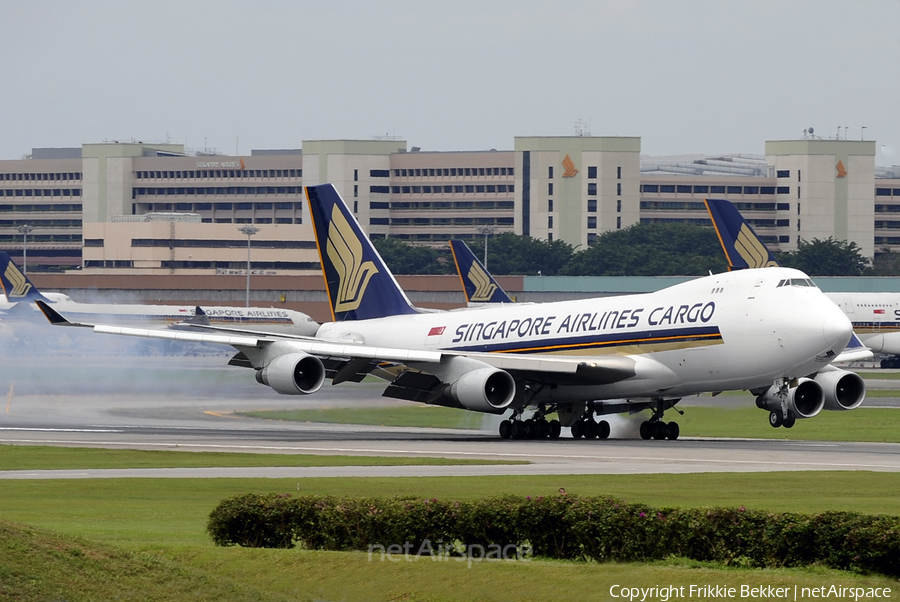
xmin=561 ymin=222 xmax=729 ymax=276
xmin=371 ymin=237 xmax=453 ymax=275
xmin=777 ymin=238 xmax=870 ymax=276
xmin=481 ymin=232 xmax=574 ymax=275
xmin=869 ymin=249 xmax=900 ymax=276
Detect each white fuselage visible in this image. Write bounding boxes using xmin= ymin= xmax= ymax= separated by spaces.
xmin=826 ymin=293 xmax=900 ymax=354
xmin=317 ymin=267 xmax=851 ymax=401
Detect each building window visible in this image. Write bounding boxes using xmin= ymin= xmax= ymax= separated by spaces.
xmin=548 ymin=183 xmax=553 ymax=196
xmin=548 ymin=166 xmax=554 ymax=179
xmin=777 ymin=169 xmax=790 ymax=178
xmin=587 ymin=216 xmax=597 ymax=229
xmin=776 ymin=186 xmax=790 ymax=194
xmin=548 ymin=216 xmax=553 ymax=229
xmin=588 ymin=183 xmax=597 ymax=195
xmin=617 ymin=166 xmax=622 ymax=179
xmin=617 ymin=216 xmax=621 ymax=229
xmin=587 ymin=199 xmax=597 ymax=212
xmin=588 ymin=166 xmax=597 ymax=179
xmin=353 ymin=169 xmax=358 ymax=182
xmin=548 ymin=199 xmax=554 ymax=212
xmin=617 ymin=200 xmax=622 ymax=212
xmin=587 ymin=233 xmax=596 ymax=245
xmin=353 ymin=185 xmax=358 ymax=198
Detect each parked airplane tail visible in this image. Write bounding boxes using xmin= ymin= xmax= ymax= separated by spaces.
xmin=704 ymin=198 xmax=779 ymax=270
xmin=0 ymin=251 xmax=51 ymax=303
xmin=306 ymin=184 xmax=417 ymax=321
xmin=449 ymin=239 xmax=514 ymax=304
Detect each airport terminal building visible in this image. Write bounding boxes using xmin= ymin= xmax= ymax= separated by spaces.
xmin=1 ymin=136 xmax=898 ymax=274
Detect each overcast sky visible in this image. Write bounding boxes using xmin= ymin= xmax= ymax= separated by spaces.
xmin=2 ymin=0 xmax=898 ymax=164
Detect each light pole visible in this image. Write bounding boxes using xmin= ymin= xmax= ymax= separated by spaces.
xmin=238 ymin=225 xmax=259 ymax=307
xmin=17 ymin=224 xmax=34 ymax=275
xmin=477 ymin=225 xmax=495 ymax=268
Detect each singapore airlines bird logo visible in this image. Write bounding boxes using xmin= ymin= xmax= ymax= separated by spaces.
xmin=735 ymin=224 xmax=778 ymax=268
xmin=836 ymin=161 xmax=847 ymax=178
xmin=562 ymin=154 xmax=578 ymax=177
xmin=326 ymin=204 xmax=378 ymax=312
xmin=4 ymin=263 xmax=32 ymax=298
xmin=467 ymin=262 xmax=498 ymax=302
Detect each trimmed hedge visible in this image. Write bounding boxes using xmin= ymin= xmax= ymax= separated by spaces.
xmin=207 ymin=493 xmax=900 ymax=576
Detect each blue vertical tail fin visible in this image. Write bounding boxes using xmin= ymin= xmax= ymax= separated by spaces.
xmin=704 ymin=199 xmax=780 ymax=270
xmin=449 ymin=239 xmax=513 ymax=304
xmin=0 ymin=251 xmax=51 ymax=303
xmin=306 ymin=184 xmax=417 ymax=321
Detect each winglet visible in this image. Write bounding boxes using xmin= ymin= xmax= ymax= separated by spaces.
xmin=703 ymin=199 xmax=779 ymax=270
xmin=34 ymin=299 xmax=80 ymax=326
xmin=184 ymin=306 xmax=211 ymax=326
xmin=0 ymin=252 xmax=51 ymax=303
xmin=306 ymin=184 xmax=417 ymax=321
xmin=449 ymin=239 xmax=513 ymax=304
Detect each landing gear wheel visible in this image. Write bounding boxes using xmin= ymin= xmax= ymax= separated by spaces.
xmin=549 ymin=420 xmax=561 ymax=439
xmin=640 ymin=421 xmax=653 ymax=440
xmin=666 ymin=421 xmax=680 ymax=440
xmin=597 ymin=420 xmax=610 ymax=439
xmin=499 ymin=420 xmax=512 ymax=439
xmin=571 ymin=421 xmax=583 ymax=439
xmin=584 ymin=420 xmax=598 ymax=439
xmin=511 ymin=421 xmax=525 ymax=439
xmin=782 ymin=412 xmax=796 ymax=429
xmin=768 ymin=411 xmax=783 ymax=428
xmin=652 ymin=421 xmax=668 ymax=440
xmin=523 ymin=419 xmax=535 ymax=439
xmin=540 ymin=420 xmax=551 ymax=438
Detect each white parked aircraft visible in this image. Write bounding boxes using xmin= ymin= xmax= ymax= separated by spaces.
xmin=0 ymin=252 xmax=319 ymax=337
xmin=36 ymin=184 xmax=863 ymax=439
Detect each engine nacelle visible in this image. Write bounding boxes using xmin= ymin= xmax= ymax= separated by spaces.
xmin=814 ymin=367 xmax=866 ymax=411
xmin=255 ymin=352 xmax=325 ymax=395
xmin=449 ymin=368 xmax=516 ymax=414
xmin=755 ymin=378 xmax=824 ymax=419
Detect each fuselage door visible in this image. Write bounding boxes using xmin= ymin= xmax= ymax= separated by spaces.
xmin=747 ymin=278 xmax=764 ymax=299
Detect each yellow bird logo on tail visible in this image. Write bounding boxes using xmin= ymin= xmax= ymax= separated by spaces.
xmin=326 ymin=205 xmax=378 ymax=312
xmin=4 ymin=263 xmax=32 ymax=298
xmin=467 ymin=262 xmax=498 ymax=302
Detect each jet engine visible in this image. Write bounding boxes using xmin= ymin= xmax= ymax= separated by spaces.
xmin=449 ymin=368 xmax=516 ymax=414
xmin=814 ymin=367 xmax=866 ymax=411
xmin=755 ymin=378 xmax=824 ymax=420
xmin=255 ymin=352 xmax=326 ymax=395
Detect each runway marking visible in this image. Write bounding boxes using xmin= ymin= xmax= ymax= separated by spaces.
xmin=203 ymin=411 xmax=241 ymax=419
xmin=1 ymin=439 xmax=899 ymax=471
xmin=0 ymin=428 xmax=123 ymax=433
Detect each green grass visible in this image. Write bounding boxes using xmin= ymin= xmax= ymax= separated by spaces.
xmin=0 ymin=445 xmax=522 ymax=471
xmin=857 ymin=371 xmax=900 ymax=380
xmin=675 ymin=406 xmax=900 ymax=442
xmin=3 ymin=521 xmax=895 ymax=602
xmin=242 ymin=403 xmax=900 ymax=442
xmin=243 ymin=405 xmax=487 ymax=429
xmin=2 ymin=472 xmax=900 ymax=549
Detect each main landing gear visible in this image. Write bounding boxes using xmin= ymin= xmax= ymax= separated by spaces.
xmin=498 ymin=405 xmax=561 ymax=440
xmin=570 ymin=402 xmax=610 ymax=440
xmin=639 ymin=401 xmax=681 ymax=440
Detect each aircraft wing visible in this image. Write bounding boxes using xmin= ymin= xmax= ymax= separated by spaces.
xmin=35 ymin=299 xmax=646 ymax=387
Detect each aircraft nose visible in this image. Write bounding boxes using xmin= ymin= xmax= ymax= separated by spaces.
xmin=823 ymin=308 xmax=852 ymax=351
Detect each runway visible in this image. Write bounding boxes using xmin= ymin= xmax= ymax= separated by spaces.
xmin=1 ymin=353 xmax=899 ymax=478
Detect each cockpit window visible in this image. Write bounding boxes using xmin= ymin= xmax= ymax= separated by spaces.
xmin=776 ymin=278 xmax=818 ymax=288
